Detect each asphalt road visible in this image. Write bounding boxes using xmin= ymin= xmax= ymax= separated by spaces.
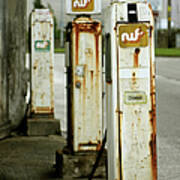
xmin=156 ymin=57 xmax=180 ymax=180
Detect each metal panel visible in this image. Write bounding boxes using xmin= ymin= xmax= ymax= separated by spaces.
xmin=117 ymin=17 xmax=156 ymax=180
xmin=66 ymin=0 xmax=101 ymax=15
xmin=68 ymin=17 xmax=102 ymax=152
xmin=31 ymin=9 xmax=54 ymax=115
xmin=104 ymin=2 xmax=157 ymax=180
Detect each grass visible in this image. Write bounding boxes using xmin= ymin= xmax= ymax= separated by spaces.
xmin=155 ymin=48 xmax=180 ymax=57
xmin=54 ymin=48 xmax=65 ymax=53
xmin=54 ymin=48 xmax=180 ymax=57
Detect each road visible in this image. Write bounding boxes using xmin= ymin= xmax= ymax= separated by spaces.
xmin=156 ymin=57 xmax=180 ymax=180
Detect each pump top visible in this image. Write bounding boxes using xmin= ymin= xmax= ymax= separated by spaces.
xmin=66 ymin=0 xmax=101 ymax=15
xmin=111 ymin=0 xmax=147 ymax=3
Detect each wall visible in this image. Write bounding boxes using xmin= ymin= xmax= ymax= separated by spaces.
xmin=0 ymin=0 xmax=28 ymax=138
xmin=0 ymin=0 xmax=9 ymax=137
xmin=158 ymin=0 xmax=180 ymax=29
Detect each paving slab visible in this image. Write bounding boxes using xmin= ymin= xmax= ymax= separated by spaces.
xmin=0 ymin=135 xmax=106 ymax=180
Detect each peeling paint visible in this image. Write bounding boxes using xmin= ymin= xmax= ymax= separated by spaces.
xmin=67 ymin=17 xmax=102 ymax=152
xmin=31 ymin=9 xmax=54 ymax=115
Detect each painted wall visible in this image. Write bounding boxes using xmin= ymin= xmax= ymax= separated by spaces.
xmin=0 ymin=0 xmax=28 ymax=138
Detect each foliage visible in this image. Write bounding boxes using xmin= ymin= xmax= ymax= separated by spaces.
xmin=54 ymin=48 xmax=65 ymax=53
xmin=155 ymin=48 xmax=180 ymax=57
xmin=157 ymin=29 xmax=180 ymax=48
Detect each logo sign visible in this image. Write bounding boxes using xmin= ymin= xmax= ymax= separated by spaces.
xmin=124 ymin=91 xmax=147 ymax=105
xmin=35 ymin=40 xmax=50 ymax=52
xmin=72 ymin=0 xmax=94 ymax=12
xmin=66 ymin=0 xmax=101 ymax=14
xmin=119 ymin=24 xmax=148 ymax=48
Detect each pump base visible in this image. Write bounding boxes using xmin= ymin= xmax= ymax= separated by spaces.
xmin=27 ymin=117 xmax=60 ymax=136
xmin=55 ymin=148 xmax=107 ymax=178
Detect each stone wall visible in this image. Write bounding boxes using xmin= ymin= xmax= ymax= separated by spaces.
xmin=0 ymin=0 xmax=28 ymax=138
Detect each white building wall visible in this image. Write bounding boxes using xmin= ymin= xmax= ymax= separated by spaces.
xmin=158 ymin=0 xmax=180 ymax=29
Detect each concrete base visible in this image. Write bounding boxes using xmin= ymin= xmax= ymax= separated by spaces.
xmin=0 ymin=123 xmax=11 ymax=140
xmin=27 ymin=117 xmax=60 ymax=136
xmin=55 ymin=148 xmax=107 ymax=179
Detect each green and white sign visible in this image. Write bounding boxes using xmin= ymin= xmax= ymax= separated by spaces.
xmin=35 ymin=40 xmax=50 ymax=52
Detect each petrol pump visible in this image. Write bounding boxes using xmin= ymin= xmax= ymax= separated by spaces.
xmin=104 ymin=0 xmax=157 ymax=179
xmin=31 ymin=9 xmax=54 ymax=115
xmin=28 ymin=9 xmax=59 ymax=136
xmin=65 ymin=0 xmax=103 ymax=152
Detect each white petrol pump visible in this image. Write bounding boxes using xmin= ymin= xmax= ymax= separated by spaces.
xmin=104 ymin=0 xmax=157 ymax=179
xmin=31 ymin=9 xmax=55 ymax=116
xmin=65 ymin=0 xmax=103 ymax=152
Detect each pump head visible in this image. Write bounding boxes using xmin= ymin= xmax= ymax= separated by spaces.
xmin=111 ymin=0 xmax=147 ymax=3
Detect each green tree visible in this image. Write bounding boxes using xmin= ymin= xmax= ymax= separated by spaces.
xmin=33 ymin=0 xmax=45 ymax=9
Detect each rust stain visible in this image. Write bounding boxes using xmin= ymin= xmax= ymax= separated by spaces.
xmin=96 ymin=142 xmax=102 ymax=151
xmin=49 ymin=61 xmax=54 ymax=113
xmin=149 ymin=21 xmax=157 ymax=179
xmin=85 ymin=48 xmax=93 ymax=57
xmin=95 ymin=33 xmax=100 ymax=71
xmin=90 ymin=70 xmax=94 ymax=80
xmin=149 ymin=26 xmax=153 ymax=38
xmin=35 ymin=107 xmax=52 ymax=113
xmin=132 ymin=72 xmax=137 ymax=87
xmin=73 ymin=17 xmax=101 ymax=67
xmin=90 ymin=70 xmax=94 ymax=92
xmin=149 ymin=132 xmax=157 ymax=180
xmin=73 ymin=23 xmax=79 ymax=66
xmin=106 ymin=80 xmax=112 ymax=85
xmin=148 ymin=3 xmax=153 ymax=14
xmin=134 ymin=48 xmax=140 ymax=68
xmin=119 ymin=111 xmax=123 ymax=180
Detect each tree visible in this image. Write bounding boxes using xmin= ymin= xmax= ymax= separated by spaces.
xmin=33 ymin=0 xmax=45 ymax=9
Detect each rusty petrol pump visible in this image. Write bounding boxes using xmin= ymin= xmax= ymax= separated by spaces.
xmin=104 ymin=0 xmax=157 ymax=179
xmin=66 ymin=0 xmax=103 ymax=152
xmin=27 ymin=9 xmax=59 ymax=136
xmin=55 ymin=1 xmax=106 ymax=178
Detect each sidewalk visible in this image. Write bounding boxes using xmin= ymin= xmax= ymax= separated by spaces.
xmin=0 ymin=135 xmax=105 ymax=180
